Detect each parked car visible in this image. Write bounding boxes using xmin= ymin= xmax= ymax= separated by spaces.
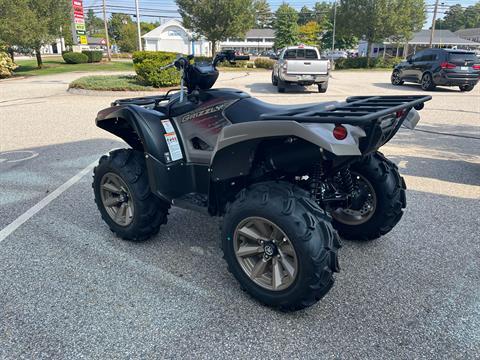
xmin=391 ymin=48 xmax=480 ymax=91
xmin=323 ymin=50 xmax=348 ymax=60
xmin=272 ymin=45 xmax=330 ymax=93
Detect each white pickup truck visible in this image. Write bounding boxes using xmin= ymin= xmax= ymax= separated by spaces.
xmin=272 ymin=45 xmax=330 ymax=93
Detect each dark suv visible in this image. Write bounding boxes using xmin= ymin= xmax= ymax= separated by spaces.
xmin=391 ymin=48 xmax=480 ymax=91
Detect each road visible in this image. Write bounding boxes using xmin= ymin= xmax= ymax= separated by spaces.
xmin=0 ymin=70 xmax=479 ymax=359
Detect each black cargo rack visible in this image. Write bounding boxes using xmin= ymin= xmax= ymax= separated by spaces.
xmin=111 ymin=88 xmax=180 ymax=107
xmin=260 ymin=95 xmax=431 ymax=125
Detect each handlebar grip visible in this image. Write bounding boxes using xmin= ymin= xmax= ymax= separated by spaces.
xmin=235 ymin=55 xmax=250 ymax=61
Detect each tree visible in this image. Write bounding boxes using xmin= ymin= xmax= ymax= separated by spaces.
xmin=298 ymin=21 xmax=321 ymax=46
xmin=390 ymin=0 xmax=425 ymax=56
xmin=254 ymin=0 xmax=273 ymax=28
xmin=436 ymin=2 xmax=480 ymax=31
xmin=85 ymin=9 xmax=104 ymax=36
xmin=313 ymin=1 xmax=333 ymax=27
xmin=0 ymin=0 xmax=71 ymax=68
xmin=337 ymin=0 xmax=398 ymax=65
xmin=176 ymin=0 xmax=255 ymax=56
xmin=109 ymin=13 xmax=133 ymax=43
xmin=274 ymin=3 xmax=299 ymax=49
xmin=298 ymin=6 xmax=314 ymax=26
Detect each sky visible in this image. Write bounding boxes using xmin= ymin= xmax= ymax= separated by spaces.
xmin=83 ymin=0 xmax=480 ymax=29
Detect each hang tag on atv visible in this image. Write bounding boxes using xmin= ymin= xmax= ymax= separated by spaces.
xmin=164 ymin=133 xmax=183 ymax=162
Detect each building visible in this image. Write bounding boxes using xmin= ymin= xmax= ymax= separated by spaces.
xmin=142 ymin=19 xmax=211 ymax=56
xmin=219 ymin=29 xmax=275 ymax=54
xmin=455 ymin=28 xmax=480 ymax=43
xmin=39 ymin=38 xmax=65 ymax=54
xmin=358 ymin=29 xmax=480 ymax=58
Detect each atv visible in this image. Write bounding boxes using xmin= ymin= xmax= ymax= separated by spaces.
xmin=92 ymin=50 xmax=431 ymax=311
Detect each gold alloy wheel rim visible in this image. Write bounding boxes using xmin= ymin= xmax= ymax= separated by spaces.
xmin=100 ymin=172 xmax=135 ymax=227
xmin=233 ymin=217 xmax=298 ymax=291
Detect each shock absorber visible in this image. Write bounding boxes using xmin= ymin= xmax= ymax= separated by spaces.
xmin=341 ymin=168 xmax=355 ymax=195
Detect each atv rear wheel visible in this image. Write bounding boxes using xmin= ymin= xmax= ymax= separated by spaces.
xmin=331 ymin=152 xmax=406 ymax=241
xmin=222 ymin=181 xmax=340 ymax=311
xmin=93 ymin=149 xmax=170 ymax=241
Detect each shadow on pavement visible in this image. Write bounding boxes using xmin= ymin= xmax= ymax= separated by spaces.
xmin=0 ymin=138 xmax=123 ymax=228
xmin=373 ymin=82 xmax=460 ymax=93
xmin=245 ymin=82 xmax=319 ymax=94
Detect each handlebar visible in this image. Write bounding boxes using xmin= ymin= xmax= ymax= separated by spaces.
xmin=159 ymin=52 xmax=250 ymax=71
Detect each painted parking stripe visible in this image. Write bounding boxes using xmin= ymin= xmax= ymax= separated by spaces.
xmin=0 ymin=160 xmax=97 ymax=243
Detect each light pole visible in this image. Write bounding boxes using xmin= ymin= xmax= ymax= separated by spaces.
xmin=103 ymin=0 xmax=111 ymax=61
xmin=135 ymin=0 xmax=143 ymax=51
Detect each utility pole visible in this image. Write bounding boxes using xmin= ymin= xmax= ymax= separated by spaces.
xmin=429 ymin=0 xmax=440 ymax=47
xmin=135 ymin=0 xmax=143 ymax=51
xmin=103 ymin=0 xmax=112 ymax=61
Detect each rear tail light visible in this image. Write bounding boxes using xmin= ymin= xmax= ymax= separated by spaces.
xmin=473 ymin=64 xmax=480 ymax=70
xmin=333 ymin=125 xmax=348 ymax=140
xmin=440 ymin=62 xmax=456 ymax=69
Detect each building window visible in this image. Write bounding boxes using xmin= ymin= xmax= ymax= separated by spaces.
xmin=247 ymin=38 xmax=262 ymax=42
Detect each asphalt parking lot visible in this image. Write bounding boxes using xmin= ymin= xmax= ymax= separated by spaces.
xmin=1 ymin=70 xmax=479 ymax=359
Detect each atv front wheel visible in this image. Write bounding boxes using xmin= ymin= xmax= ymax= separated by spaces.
xmin=93 ymin=149 xmax=170 ymax=241
xmin=331 ymin=152 xmax=406 ymax=241
xmin=222 ymin=182 xmax=340 ymax=311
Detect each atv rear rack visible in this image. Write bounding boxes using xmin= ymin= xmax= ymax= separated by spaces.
xmin=260 ymin=95 xmax=431 ymax=125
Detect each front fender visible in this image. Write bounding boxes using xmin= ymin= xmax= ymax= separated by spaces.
xmin=96 ymin=104 xmax=174 ymax=163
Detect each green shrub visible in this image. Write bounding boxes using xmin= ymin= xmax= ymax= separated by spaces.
xmin=132 ymin=51 xmax=181 ymax=87
xmin=82 ymin=50 xmax=103 ymax=63
xmin=220 ymin=60 xmax=248 ymax=68
xmin=254 ymin=57 xmax=275 ymax=69
xmin=335 ymin=56 xmax=403 ymax=69
xmin=63 ymin=52 xmax=89 ymax=64
xmin=0 ymin=52 xmax=18 ymax=78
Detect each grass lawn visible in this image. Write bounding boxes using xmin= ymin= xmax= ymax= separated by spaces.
xmin=14 ymin=56 xmax=133 ymax=76
xmin=69 ymin=75 xmax=160 ymax=91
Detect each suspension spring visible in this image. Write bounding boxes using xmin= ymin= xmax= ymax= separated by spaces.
xmin=341 ymin=168 xmax=355 ymax=195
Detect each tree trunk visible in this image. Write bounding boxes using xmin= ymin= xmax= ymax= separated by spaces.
xmin=35 ymin=48 xmax=43 ymax=69
xmin=366 ymin=41 xmax=373 ymax=67
xmin=396 ymin=44 xmax=399 ymax=58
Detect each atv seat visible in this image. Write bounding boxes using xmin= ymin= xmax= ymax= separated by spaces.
xmin=224 ymin=98 xmax=338 ymax=124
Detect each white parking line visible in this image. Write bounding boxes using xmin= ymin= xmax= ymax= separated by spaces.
xmin=0 ymin=160 xmax=98 ymax=243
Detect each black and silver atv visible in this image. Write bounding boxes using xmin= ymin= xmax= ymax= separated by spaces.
xmin=92 ymin=50 xmax=431 ymax=311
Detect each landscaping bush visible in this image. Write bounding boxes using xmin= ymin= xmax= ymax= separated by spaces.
xmin=335 ymin=56 xmax=403 ymax=70
xmin=254 ymin=57 xmax=275 ymax=69
xmin=220 ymin=60 xmax=248 ymax=68
xmin=0 ymin=52 xmax=18 ymax=78
xmin=132 ymin=51 xmax=181 ymax=87
xmin=63 ymin=52 xmax=89 ymax=64
xmin=82 ymin=50 xmax=103 ymax=63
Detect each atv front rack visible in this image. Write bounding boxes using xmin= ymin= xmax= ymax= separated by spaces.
xmin=260 ymin=95 xmax=431 ymax=125
xmin=111 ymin=89 xmax=180 ymax=107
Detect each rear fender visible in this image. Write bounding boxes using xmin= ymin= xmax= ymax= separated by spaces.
xmin=209 ymin=120 xmax=364 ymax=181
